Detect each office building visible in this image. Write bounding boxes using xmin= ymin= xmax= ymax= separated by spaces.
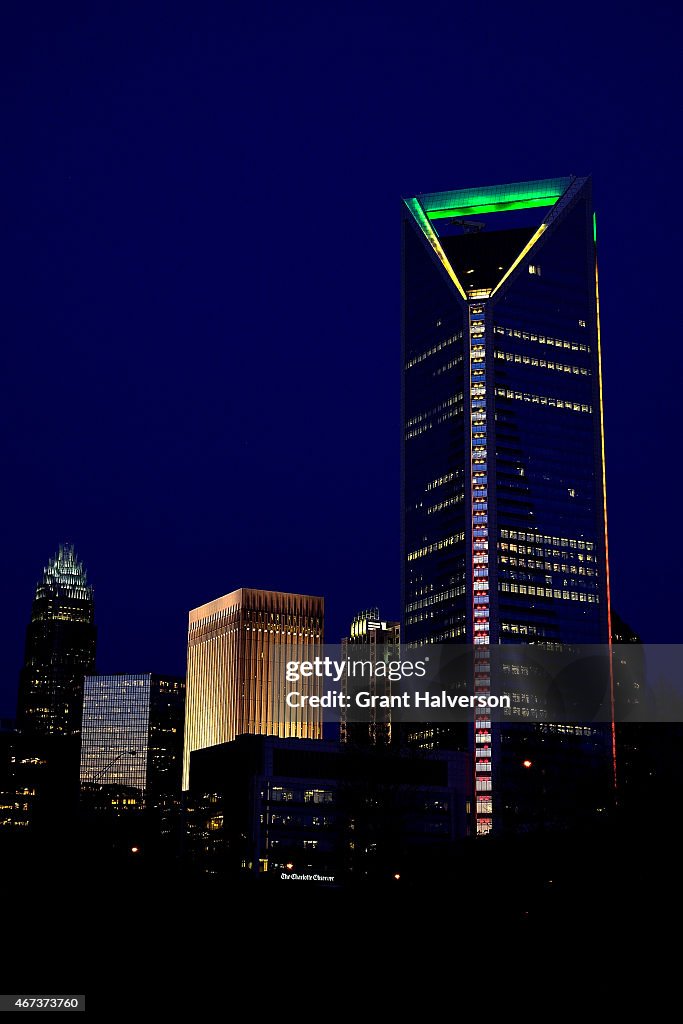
xmin=17 ymin=544 xmax=96 ymax=736
xmin=0 ymin=732 xmax=81 ymax=833
xmin=402 ymin=177 xmax=612 ymax=834
xmin=182 ymin=589 xmax=324 ymax=790
xmin=79 ymin=673 xmax=185 ymax=807
xmin=186 ymin=734 xmax=467 ymax=882
xmin=340 ymin=609 xmax=400 ymax=745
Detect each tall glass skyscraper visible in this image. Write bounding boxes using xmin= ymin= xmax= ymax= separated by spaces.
xmin=79 ymin=673 xmax=186 ymax=805
xmin=182 ymin=589 xmax=324 ymax=790
xmin=402 ymin=177 xmax=611 ymax=834
xmin=17 ymin=543 xmax=97 ymax=737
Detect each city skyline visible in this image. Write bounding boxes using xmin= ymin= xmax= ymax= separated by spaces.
xmin=0 ymin=171 xmax=651 ymax=852
xmin=0 ymin=166 xmax=647 ymax=743
xmin=1 ymin=5 xmax=678 ymax=1010
xmin=1 ymin=5 xmax=681 ymax=721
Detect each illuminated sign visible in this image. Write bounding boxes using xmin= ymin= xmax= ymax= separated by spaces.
xmin=281 ymin=872 xmax=336 ymax=882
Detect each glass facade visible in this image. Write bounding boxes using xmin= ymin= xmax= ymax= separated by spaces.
xmin=182 ymin=589 xmax=324 ymax=790
xmin=402 ymin=177 xmax=612 ymax=834
xmin=17 ymin=544 xmax=96 ymax=737
xmin=402 ymin=225 xmax=468 ymax=645
xmin=80 ymin=673 xmax=186 ymax=804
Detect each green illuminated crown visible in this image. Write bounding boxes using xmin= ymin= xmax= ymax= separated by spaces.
xmin=404 ymin=176 xmax=582 ymax=299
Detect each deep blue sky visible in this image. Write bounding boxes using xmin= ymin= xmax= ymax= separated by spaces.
xmin=1 ymin=1 xmax=680 ymax=714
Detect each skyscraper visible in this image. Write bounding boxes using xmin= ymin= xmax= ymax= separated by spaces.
xmin=340 ymin=609 xmax=400 ymax=746
xmin=182 ymin=589 xmax=324 ymax=790
xmin=402 ymin=177 xmax=611 ymax=834
xmin=79 ymin=673 xmax=186 ymax=806
xmin=17 ymin=544 xmax=97 ymax=737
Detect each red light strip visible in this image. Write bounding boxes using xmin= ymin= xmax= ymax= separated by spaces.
xmin=469 ymin=302 xmax=493 ymax=835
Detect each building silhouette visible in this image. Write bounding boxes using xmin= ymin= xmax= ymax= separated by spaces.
xmin=186 ymin=734 xmax=467 ymax=883
xmin=182 ymin=589 xmax=324 ymax=790
xmin=17 ymin=543 xmax=96 ymax=737
xmin=402 ymin=177 xmax=612 ymax=834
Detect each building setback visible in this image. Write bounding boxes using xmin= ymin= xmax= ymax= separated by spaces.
xmin=182 ymin=589 xmax=324 ymax=790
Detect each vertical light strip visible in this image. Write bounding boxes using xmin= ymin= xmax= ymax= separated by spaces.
xmin=469 ymin=300 xmax=493 ymax=836
xmin=489 ymin=224 xmax=547 ymax=297
xmin=595 ymin=254 xmax=617 ymax=789
xmin=404 ymin=198 xmax=468 ymax=300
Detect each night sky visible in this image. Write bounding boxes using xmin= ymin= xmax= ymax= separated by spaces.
xmin=1 ymin=1 xmax=680 ymax=715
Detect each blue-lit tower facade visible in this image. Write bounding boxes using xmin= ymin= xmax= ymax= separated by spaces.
xmin=402 ymin=177 xmax=612 ymax=835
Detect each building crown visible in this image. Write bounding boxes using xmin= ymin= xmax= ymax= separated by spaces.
xmin=37 ymin=543 xmax=93 ymax=601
